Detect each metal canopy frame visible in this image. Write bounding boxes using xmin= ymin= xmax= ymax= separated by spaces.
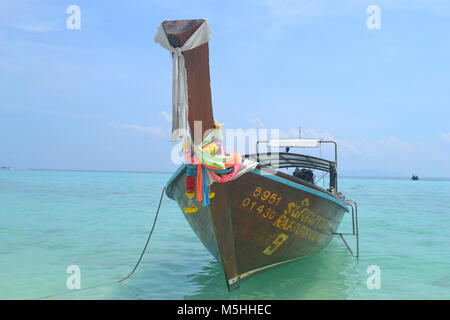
xmin=334 ymin=200 xmax=360 ymax=258
xmin=252 ymin=139 xmax=339 ymax=191
xmin=252 ymin=139 xmax=359 ymax=258
xmin=245 ymin=152 xmax=335 ymax=172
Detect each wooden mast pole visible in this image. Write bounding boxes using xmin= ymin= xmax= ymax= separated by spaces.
xmin=161 ymin=19 xmax=216 ymax=145
xmin=161 ymin=19 xmax=240 ymax=290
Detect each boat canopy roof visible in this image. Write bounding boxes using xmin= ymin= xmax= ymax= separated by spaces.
xmin=267 ymin=139 xmax=320 ymax=148
xmin=256 ymin=139 xmax=338 ymax=165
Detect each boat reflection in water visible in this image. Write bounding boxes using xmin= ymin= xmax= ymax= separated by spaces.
xmin=183 ymin=242 xmax=359 ymax=300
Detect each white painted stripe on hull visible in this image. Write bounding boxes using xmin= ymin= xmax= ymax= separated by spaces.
xmin=228 ymin=255 xmax=307 ymax=285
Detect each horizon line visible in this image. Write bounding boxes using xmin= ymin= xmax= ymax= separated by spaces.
xmin=2 ymin=167 xmax=450 ymax=180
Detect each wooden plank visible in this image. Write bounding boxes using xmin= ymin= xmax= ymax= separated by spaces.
xmin=208 ymin=183 xmax=241 ymax=290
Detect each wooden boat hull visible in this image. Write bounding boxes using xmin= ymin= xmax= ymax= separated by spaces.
xmin=166 ymin=165 xmax=349 ymax=290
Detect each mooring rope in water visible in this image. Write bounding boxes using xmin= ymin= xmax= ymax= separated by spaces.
xmin=34 ymin=186 xmax=166 ymax=300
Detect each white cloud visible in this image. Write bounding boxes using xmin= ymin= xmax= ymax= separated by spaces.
xmin=249 ymin=117 xmax=265 ymax=127
xmin=441 ymin=133 xmax=450 ymax=142
xmin=160 ymin=111 xmax=172 ymax=123
xmin=112 ymin=123 xmax=163 ymax=136
xmin=261 ymin=0 xmax=322 ymax=17
xmin=11 ymin=21 xmax=57 ymax=32
xmin=279 ymin=128 xmax=427 ymax=158
xmin=0 ymin=1 xmax=60 ymax=32
xmin=267 ymin=128 xmax=450 ymax=176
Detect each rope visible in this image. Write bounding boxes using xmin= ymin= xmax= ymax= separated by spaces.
xmin=117 ymin=186 xmax=166 ymax=282
xmin=315 ymin=172 xmax=329 ymax=186
xmin=34 ymin=186 xmax=166 ymax=300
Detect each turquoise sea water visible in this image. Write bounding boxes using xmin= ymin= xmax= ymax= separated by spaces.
xmin=0 ymin=169 xmax=449 ymax=300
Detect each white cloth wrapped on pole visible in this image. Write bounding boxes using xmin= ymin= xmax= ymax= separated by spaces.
xmin=154 ymin=21 xmax=212 ymax=141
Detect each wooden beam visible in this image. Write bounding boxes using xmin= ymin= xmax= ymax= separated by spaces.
xmin=162 ymin=19 xmax=216 ymax=144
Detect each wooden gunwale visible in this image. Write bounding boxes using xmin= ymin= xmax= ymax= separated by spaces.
xmin=166 ymin=162 xmax=348 ymax=211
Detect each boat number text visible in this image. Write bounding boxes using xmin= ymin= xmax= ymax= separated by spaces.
xmin=242 ymin=197 xmax=277 ymax=220
xmin=241 ymin=186 xmax=330 ymax=249
xmin=252 ymin=187 xmax=282 ymax=206
xmin=263 ymin=233 xmax=289 ymax=255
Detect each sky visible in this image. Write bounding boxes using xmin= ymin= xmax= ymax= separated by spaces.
xmin=0 ymin=0 xmax=449 ymax=177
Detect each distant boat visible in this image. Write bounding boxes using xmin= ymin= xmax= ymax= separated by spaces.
xmin=411 ymin=174 xmax=419 ymax=181
xmin=0 ymin=166 xmax=11 ymax=170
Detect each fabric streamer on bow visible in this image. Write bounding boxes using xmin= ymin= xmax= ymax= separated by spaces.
xmin=182 ymin=128 xmax=256 ymax=207
xmin=154 ymin=20 xmax=212 ymax=141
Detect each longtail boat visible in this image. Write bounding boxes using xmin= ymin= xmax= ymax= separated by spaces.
xmin=155 ymin=19 xmax=359 ymax=290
